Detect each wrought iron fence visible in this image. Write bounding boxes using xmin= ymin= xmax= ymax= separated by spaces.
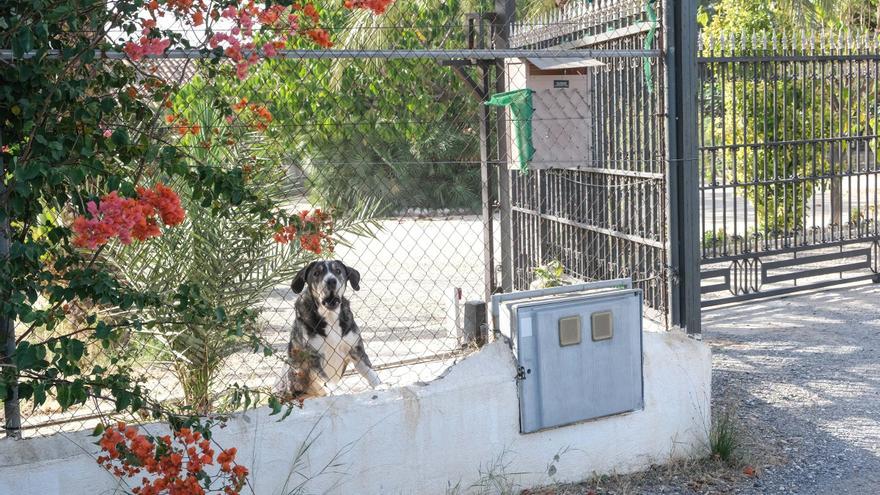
xmin=699 ymin=31 xmax=880 ymax=305
xmin=506 ymin=0 xmax=670 ymax=320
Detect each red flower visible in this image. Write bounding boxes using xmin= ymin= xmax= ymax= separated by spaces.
xmin=72 ymin=184 xmax=185 ymax=249
xmin=98 ymin=423 xmax=247 ymax=495
xmin=272 ymin=209 xmax=333 ymax=253
xmin=345 ymin=0 xmax=394 ymax=15
xmin=302 ymin=4 xmax=320 ymax=23
xmin=306 ymin=28 xmax=332 ymax=48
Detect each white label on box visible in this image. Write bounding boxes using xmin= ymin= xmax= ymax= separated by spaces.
xmin=520 ymin=317 xmax=533 ymax=338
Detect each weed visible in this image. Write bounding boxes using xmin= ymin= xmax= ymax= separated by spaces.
xmin=709 ymin=406 xmax=740 ymax=464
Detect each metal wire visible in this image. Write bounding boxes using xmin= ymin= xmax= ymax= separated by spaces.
xmin=0 ymin=48 xmax=659 ymax=61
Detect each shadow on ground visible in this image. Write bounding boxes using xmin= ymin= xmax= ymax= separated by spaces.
xmin=703 ymin=282 xmax=880 ymax=494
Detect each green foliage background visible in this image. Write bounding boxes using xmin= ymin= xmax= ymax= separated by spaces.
xmin=699 ymin=0 xmax=869 ymax=234
xmin=199 ymin=0 xmax=489 ymax=214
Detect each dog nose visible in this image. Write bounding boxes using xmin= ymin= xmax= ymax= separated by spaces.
xmin=326 ymin=278 xmax=337 ymax=289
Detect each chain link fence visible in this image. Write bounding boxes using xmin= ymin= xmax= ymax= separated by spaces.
xmin=3 ymin=0 xmax=687 ymax=439
xmin=7 ymin=18 xmax=502 ymax=437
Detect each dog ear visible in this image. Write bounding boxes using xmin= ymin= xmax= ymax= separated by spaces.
xmin=345 ymin=264 xmax=361 ymax=291
xmin=292 ymin=261 xmax=318 ymax=294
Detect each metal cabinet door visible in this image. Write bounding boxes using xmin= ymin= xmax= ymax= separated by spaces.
xmin=516 ymin=290 xmax=643 ymax=433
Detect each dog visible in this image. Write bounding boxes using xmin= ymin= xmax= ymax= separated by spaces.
xmin=278 ymin=260 xmax=382 ymax=400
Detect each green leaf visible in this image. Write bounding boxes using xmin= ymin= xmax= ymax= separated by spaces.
xmin=111 ymin=129 xmax=130 ymax=147
xmin=66 ymin=339 xmax=86 ymax=362
xmin=268 ymin=396 xmax=281 ymax=415
xmin=100 ymin=98 xmax=116 ymax=113
xmin=56 ymin=384 xmax=73 ymax=410
xmin=115 ymin=391 xmax=132 ymax=412
xmin=91 ymin=423 xmax=106 ymax=437
xmin=214 ymin=306 xmax=227 ymax=323
xmin=95 ymin=321 xmax=111 ymax=339
xmin=14 ymin=342 xmax=45 ymax=371
xmin=33 ymin=383 xmax=46 ymax=406
xmin=12 ymin=28 xmax=33 ymax=58
xmin=279 ymin=403 xmax=294 ymax=421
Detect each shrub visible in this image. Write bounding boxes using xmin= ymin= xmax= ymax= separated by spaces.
xmin=96 ymin=422 xmax=248 ymax=495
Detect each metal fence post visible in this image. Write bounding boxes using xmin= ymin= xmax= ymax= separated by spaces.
xmin=664 ymin=0 xmax=701 ymax=335
xmin=480 ymin=64 xmax=496 ymax=303
xmin=494 ymin=0 xmax=515 ymax=293
xmin=0 ymin=129 xmax=21 ymax=438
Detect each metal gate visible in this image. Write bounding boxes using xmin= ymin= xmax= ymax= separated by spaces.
xmin=499 ymin=0 xmax=700 ymax=332
xmin=699 ymin=32 xmax=880 ymax=306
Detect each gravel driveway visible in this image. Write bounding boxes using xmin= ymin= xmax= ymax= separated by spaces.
xmin=705 ymin=282 xmax=880 ymax=494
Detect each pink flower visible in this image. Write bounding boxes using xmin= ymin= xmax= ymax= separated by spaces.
xmin=235 ymin=62 xmax=249 ymax=80
xmin=71 ymin=184 xmax=185 ymax=249
xmin=240 ymin=12 xmax=254 ymax=37
xmin=123 ymin=37 xmax=170 ymax=61
xmin=123 ymin=42 xmax=144 ymax=61
xmin=103 ymin=129 xmax=113 ymax=138
xmin=143 ymin=38 xmax=171 ymax=57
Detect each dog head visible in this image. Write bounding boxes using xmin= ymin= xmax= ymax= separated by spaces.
xmin=291 ymin=260 xmax=361 ymax=310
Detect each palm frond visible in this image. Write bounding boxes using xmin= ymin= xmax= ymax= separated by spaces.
xmin=101 ymin=100 xmax=383 ymax=411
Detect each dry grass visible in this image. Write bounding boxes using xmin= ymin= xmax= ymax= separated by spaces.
xmin=571 ymin=457 xmax=749 ymax=495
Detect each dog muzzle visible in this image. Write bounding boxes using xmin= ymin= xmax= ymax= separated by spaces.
xmin=322 ymin=295 xmax=341 ymax=309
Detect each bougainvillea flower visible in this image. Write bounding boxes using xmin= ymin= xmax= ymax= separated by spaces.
xmin=72 ymin=184 xmax=185 ymax=249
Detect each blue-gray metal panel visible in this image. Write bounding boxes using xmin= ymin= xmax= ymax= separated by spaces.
xmin=491 ymin=278 xmax=632 ymax=330
xmin=499 ymin=289 xmax=629 ymax=345
xmin=516 ymin=290 xmax=643 ymax=433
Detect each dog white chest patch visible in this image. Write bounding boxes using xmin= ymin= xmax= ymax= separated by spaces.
xmin=310 ymin=309 xmax=360 ymax=384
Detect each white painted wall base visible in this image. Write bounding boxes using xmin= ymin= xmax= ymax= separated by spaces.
xmin=0 ymin=328 xmax=711 ymax=495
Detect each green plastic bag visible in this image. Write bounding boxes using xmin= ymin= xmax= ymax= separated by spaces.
xmin=485 ymin=89 xmax=535 ymax=173
xmin=644 ymin=0 xmax=658 ymax=93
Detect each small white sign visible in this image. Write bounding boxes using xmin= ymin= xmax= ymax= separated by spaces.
xmin=520 ymin=317 xmax=533 ymax=338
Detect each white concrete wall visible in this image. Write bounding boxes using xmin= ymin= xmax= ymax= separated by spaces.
xmin=0 ymin=329 xmax=711 ymax=495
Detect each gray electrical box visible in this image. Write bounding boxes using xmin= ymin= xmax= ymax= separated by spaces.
xmin=494 ymin=281 xmax=644 ymax=433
